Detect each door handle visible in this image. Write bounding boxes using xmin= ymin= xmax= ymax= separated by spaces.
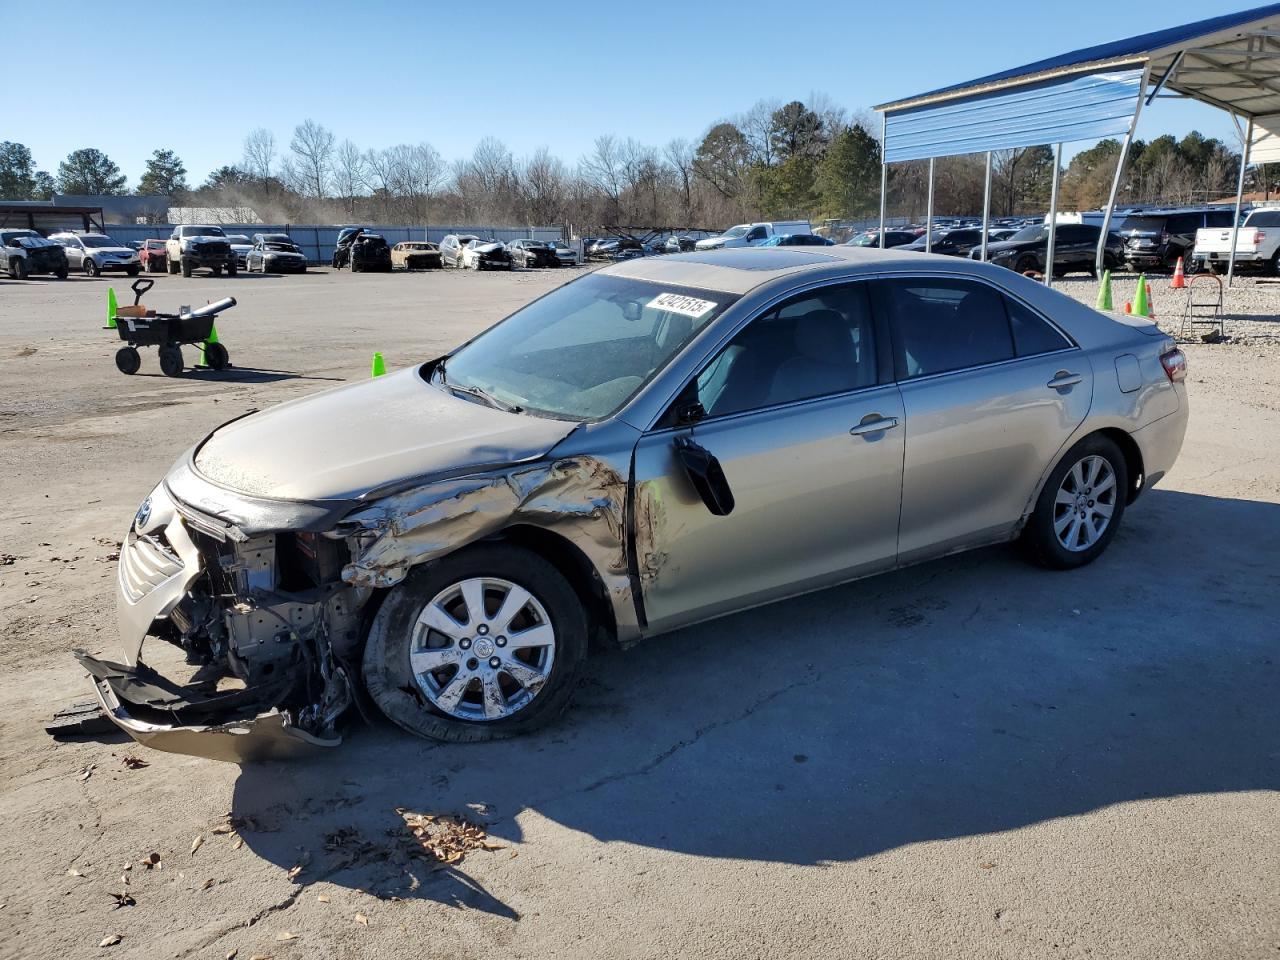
xmin=849 ymin=416 xmax=900 ymax=437
xmin=1047 ymin=371 xmax=1083 ymax=389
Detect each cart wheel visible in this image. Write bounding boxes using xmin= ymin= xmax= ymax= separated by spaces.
xmin=204 ymin=341 xmax=229 ymax=370
xmin=114 ymin=347 xmax=141 ymax=375
xmin=158 ymin=345 xmax=184 ymax=378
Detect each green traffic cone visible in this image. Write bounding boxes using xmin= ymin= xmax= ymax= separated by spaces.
xmin=105 ymin=286 xmax=118 ymax=329
xmin=371 ymin=352 xmax=386 ymax=378
xmin=198 ymin=323 xmax=219 ymax=366
xmin=1096 ymin=270 xmax=1113 ymax=311
xmin=1132 ymin=274 xmax=1149 ymax=317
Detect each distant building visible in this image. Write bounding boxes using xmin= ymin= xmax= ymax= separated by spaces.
xmin=53 ymin=194 xmax=170 ymax=224
xmin=168 ymin=206 xmax=263 ymax=225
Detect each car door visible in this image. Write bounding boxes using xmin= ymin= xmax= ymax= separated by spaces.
xmin=62 ymin=237 xmax=84 ymax=268
xmin=745 ymin=225 xmax=768 ymax=246
xmin=631 ymin=281 xmax=905 ymax=633
xmin=873 ymin=275 xmax=1092 ymax=562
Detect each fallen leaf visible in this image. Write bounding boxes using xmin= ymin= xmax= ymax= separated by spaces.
xmin=316 ymin=894 xmax=330 ymax=903
xmin=276 ymin=931 xmax=297 ymax=942
xmin=142 ymin=853 xmax=161 ymax=870
xmin=120 ymin=755 xmax=148 ymax=770
xmin=99 ymin=934 xmax=121 ymax=947
xmin=202 ymin=878 xmax=216 ymax=890
xmin=109 ymin=892 xmax=135 ymax=909
xmin=980 ymin=862 xmax=996 ymax=870
xmin=355 ymin=913 xmax=368 ymax=927
xmin=248 ymin=954 xmax=273 ymax=960
xmin=78 ymin=765 xmax=95 ymax=782
xmin=233 ymin=837 xmax=244 ymax=851
xmin=191 ymin=835 xmax=204 ymax=856
xmin=122 ymin=862 xmax=132 ymax=872
xmin=212 ymin=825 xmax=234 ymax=835
xmin=225 ymin=951 xmax=237 ymax=960
xmin=286 ymin=865 xmax=303 ymax=881
xmin=66 ymin=868 xmax=84 ymax=877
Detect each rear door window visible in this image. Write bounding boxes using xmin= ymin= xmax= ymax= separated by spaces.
xmin=875 ymin=278 xmax=1015 ymax=379
xmin=1004 ymin=296 xmax=1073 ymax=356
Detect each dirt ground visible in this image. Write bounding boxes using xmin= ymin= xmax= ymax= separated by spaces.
xmin=0 ymin=265 xmax=1276 ymax=960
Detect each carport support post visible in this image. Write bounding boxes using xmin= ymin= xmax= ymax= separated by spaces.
xmin=925 ymin=158 xmax=935 ymax=253
xmin=1097 ymin=69 xmax=1149 ymax=275
xmin=1045 ymin=142 xmax=1063 ymax=289
xmin=980 ymin=151 xmax=992 ymax=262
xmin=1228 ymin=116 xmax=1254 ymax=289
xmin=878 ymin=114 xmax=888 ymax=249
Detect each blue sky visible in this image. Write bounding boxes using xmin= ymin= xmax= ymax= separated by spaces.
xmin=5 ymin=1 xmax=1251 ymax=187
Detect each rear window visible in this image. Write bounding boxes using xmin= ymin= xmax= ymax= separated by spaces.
xmin=1248 ymin=210 xmax=1280 ymax=227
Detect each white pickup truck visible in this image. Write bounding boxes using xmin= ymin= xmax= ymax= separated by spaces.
xmin=1192 ymin=207 xmax=1280 ymax=274
xmin=695 ymin=220 xmax=813 ymax=250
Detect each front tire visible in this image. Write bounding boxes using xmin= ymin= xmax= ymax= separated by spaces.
xmin=85 ymin=258 xmax=100 ymax=278
xmin=1022 ymin=434 xmax=1128 ymax=569
xmin=226 ymin=261 xmax=237 ymax=277
xmin=362 ymin=543 xmax=588 ymax=742
xmin=181 ymin=259 xmax=193 ymax=278
xmin=114 ymin=347 xmax=141 ymax=375
xmin=158 ymin=344 xmax=184 ymax=377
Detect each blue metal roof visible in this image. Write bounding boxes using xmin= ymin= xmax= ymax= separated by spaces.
xmin=884 ymin=69 xmax=1144 ymax=163
xmin=879 ymin=2 xmax=1280 ymax=110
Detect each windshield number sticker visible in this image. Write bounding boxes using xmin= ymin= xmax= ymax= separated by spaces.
xmin=647 ymin=293 xmax=717 ymax=319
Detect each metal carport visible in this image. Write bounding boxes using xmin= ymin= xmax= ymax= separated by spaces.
xmin=874 ymin=2 xmax=1280 ymax=286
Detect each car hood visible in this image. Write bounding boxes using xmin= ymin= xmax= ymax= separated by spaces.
xmin=470 ymin=242 xmax=505 ymax=253
xmin=92 ymin=245 xmax=136 ymax=255
xmin=193 ymin=366 xmax=578 ymax=501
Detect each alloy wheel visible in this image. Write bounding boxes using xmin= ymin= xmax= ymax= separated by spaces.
xmin=1053 ymin=455 xmax=1117 ymax=551
xmin=410 ymin=577 xmax=556 ymax=721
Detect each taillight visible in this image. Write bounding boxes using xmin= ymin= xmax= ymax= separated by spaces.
xmin=1255 ymin=230 xmax=1267 ymax=243
xmin=1160 ymin=230 xmax=1170 ymax=243
xmin=1161 ymin=348 xmax=1187 ymax=383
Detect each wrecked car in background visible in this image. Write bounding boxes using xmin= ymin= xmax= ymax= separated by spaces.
xmin=81 ymin=246 xmax=1188 ymax=761
xmin=391 ymin=241 xmax=444 ymax=270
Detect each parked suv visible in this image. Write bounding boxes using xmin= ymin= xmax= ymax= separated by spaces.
xmin=2 ymin=229 xmax=69 ymax=279
xmin=439 ymin=234 xmax=481 ymax=268
xmin=978 ymin=223 xmax=1124 ymax=277
xmin=166 ymin=225 xmax=236 ymax=277
xmin=50 ymin=233 xmax=141 ymax=277
xmin=1121 ymin=208 xmax=1234 ymax=271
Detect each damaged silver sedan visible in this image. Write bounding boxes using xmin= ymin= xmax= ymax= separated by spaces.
xmin=80 ymin=247 xmax=1188 ymax=760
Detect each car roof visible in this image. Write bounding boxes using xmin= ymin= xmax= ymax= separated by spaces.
xmin=603 ymin=245 xmax=1022 ymax=294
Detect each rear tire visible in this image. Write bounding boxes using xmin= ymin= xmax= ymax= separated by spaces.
xmin=55 ymin=266 xmax=68 ymax=280
xmin=362 ymin=543 xmax=588 ymax=743
xmin=203 ymin=341 xmax=229 ymax=370
xmin=1021 ymin=434 xmax=1129 ymax=570
xmin=1014 ymin=255 xmax=1038 ymax=274
xmin=114 ymin=347 xmax=141 ymax=375
xmin=158 ymin=345 xmax=183 ymax=377
xmin=212 ymin=264 xmax=222 ymax=277
xmin=181 ymin=259 xmax=192 ymax=278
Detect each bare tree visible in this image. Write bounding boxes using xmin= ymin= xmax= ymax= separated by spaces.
xmin=289 ymin=119 xmax=335 ymax=200
xmin=331 ymin=140 xmax=365 ymax=215
xmin=242 ymin=128 xmax=276 ymax=186
xmin=581 ymin=135 xmax=624 ymax=222
xmin=518 ymin=147 xmax=567 ymax=225
xmin=664 ymin=138 xmax=697 ymax=225
xmin=739 ymin=98 xmax=782 ymax=166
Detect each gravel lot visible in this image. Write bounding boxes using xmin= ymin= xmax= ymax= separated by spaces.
xmin=0 ymin=265 xmax=1276 ymax=960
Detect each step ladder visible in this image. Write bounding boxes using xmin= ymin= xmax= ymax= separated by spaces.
xmin=1179 ymin=273 xmax=1225 ymax=342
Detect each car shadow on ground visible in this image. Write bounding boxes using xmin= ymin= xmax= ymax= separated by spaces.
xmin=228 ymin=487 xmax=1278 ymax=919
xmin=125 ymin=368 xmax=343 ymax=384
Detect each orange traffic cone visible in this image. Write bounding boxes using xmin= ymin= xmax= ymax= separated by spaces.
xmin=1146 ymin=282 xmax=1157 ymax=319
xmin=1170 ymin=256 xmax=1186 ymax=288
xmin=1124 ymin=301 xmax=1132 ymax=314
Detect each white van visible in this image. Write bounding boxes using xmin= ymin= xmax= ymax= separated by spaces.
xmin=695 ymin=220 xmax=812 ymax=250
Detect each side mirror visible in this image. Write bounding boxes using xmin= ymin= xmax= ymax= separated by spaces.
xmin=673 ymin=436 xmax=735 ymax=517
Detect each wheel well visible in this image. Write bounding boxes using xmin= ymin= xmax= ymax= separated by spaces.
xmin=496 ymin=525 xmax=619 ymax=649
xmin=1095 ymin=427 xmax=1145 ymax=504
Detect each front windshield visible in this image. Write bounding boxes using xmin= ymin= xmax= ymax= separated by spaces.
xmin=439 ymin=273 xmax=738 ymax=420
xmin=80 ymin=236 xmax=120 ymax=248
xmin=722 ymin=225 xmax=749 ymax=239
xmin=266 ymin=242 xmax=298 ymax=252
xmin=192 ymin=227 xmax=226 ymax=237
xmin=1010 ymin=225 xmax=1047 ymax=242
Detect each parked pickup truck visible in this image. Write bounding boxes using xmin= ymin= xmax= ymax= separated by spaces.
xmin=1191 ymin=207 xmax=1280 ymax=274
xmin=166 ymin=224 xmax=237 ymax=277
xmin=694 ymin=220 xmax=813 ymax=250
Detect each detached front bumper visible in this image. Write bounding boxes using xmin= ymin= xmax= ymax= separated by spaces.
xmin=77 ymin=651 xmax=337 ymax=762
